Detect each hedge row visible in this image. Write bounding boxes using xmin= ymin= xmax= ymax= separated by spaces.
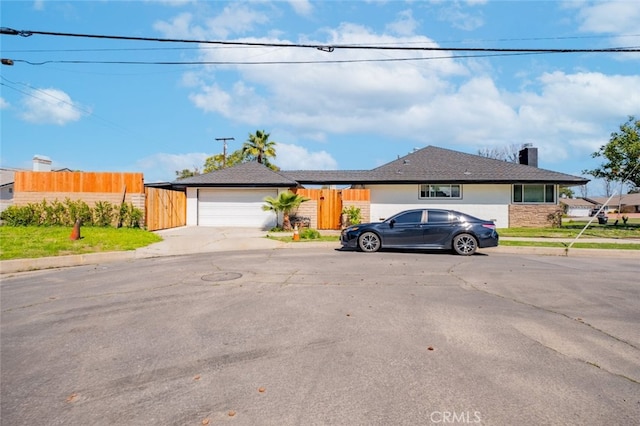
xmin=0 ymin=198 xmax=143 ymax=228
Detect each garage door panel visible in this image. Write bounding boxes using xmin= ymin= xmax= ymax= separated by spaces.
xmin=198 ymin=189 xmax=277 ymax=228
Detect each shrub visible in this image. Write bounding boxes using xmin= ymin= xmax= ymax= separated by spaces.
xmin=300 ymin=228 xmax=320 ymax=240
xmin=342 ymin=205 xmax=362 ymax=226
xmin=0 ymin=205 xmax=35 ymax=226
xmin=118 ymin=202 xmax=143 ymax=228
xmin=43 ymin=199 xmax=66 ymax=226
xmin=93 ymin=201 xmax=115 ymax=227
xmin=65 ymin=198 xmax=92 ymax=226
xmin=0 ymin=199 xmax=143 ymax=228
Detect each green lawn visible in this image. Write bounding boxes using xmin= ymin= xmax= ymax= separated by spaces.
xmin=0 ymin=226 xmax=162 ymax=260
xmin=1 ymin=223 xmax=638 ymax=261
xmin=499 ymin=222 xmax=640 ymax=239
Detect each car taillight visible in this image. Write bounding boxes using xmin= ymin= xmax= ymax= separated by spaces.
xmin=482 ymin=224 xmax=496 ymax=229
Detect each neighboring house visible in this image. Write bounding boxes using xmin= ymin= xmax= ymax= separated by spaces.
xmin=591 ymin=193 xmax=640 ymax=214
xmin=560 ymin=197 xmax=598 ymax=217
xmin=1 ymin=156 xmax=57 ymax=214
xmin=0 ymin=168 xmax=18 ymax=214
xmin=172 ymin=145 xmax=589 ymax=229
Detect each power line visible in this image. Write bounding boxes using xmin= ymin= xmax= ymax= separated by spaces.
xmin=4 ymin=33 xmax=640 ymax=54
xmin=4 ymin=52 xmax=563 ymax=67
xmin=2 ymin=27 xmax=640 ymax=54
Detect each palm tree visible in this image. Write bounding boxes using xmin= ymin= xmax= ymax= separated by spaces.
xmin=262 ymin=191 xmax=310 ymax=230
xmin=242 ymin=130 xmax=277 ymax=167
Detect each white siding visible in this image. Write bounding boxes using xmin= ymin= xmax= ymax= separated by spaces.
xmin=367 ymin=184 xmax=510 ymax=228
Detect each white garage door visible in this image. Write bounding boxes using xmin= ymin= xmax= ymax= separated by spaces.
xmin=198 ymin=189 xmax=278 ymax=228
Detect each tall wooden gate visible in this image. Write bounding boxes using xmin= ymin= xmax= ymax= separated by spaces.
xmin=295 ymin=188 xmax=370 ymax=230
xmin=145 ymin=187 xmax=186 ymax=231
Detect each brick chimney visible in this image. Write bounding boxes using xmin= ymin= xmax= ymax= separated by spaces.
xmin=33 ymin=155 xmax=52 ymax=172
xmin=518 ymin=144 xmax=538 ymax=167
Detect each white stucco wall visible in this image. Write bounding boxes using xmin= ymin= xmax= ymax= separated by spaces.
xmin=186 ymin=187 xmax=199 ymax=226
xmin=367 ymin=184 xmax=510 ymax=228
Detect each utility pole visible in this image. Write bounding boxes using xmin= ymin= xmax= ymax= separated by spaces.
xmin=215 ymin=137 xmax=235 ymax=167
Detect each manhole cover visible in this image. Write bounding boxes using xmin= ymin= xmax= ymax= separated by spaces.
xmin=201 ymin=272 xmax=243 ymax=283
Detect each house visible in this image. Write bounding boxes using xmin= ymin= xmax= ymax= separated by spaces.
xmin=591 ymin=193 xmax=640 ymax=214
xmin=0 ymin=168 xmax=18 ymax=214
xmin=172 ymin=145 xmax=589 ymax=229
xmin=560 ymin=197 xmax=597 ymax=217
xmin=0 ymin=155 xmax=57 ymax=214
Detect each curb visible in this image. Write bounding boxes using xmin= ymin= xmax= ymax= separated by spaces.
xmin=1 ymin=240 xmax=638 ymax=276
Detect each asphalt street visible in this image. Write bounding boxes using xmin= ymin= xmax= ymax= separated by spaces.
xmin=1 ymin=247 xmax=639 ymax=425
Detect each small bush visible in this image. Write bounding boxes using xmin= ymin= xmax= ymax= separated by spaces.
xmin=300 ymin=228 xmax=320 ymax=240
xmin=342 ymin=205 xmax=362 ymax=226
xmin=0 ymin=199 xmax=143 ymax=228
xmin=0 ymin=205 xmax=35 ymax=226
xmin=93 ymin=201 xmax=115 ymax=227
xmin=118 ymin=202 xmax=143 ymax=228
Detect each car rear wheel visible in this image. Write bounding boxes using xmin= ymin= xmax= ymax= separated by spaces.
xmin=452 ymin=233 xmax=477 ymax=255
xmin=358 ymin=232 xmax=381 ymax=253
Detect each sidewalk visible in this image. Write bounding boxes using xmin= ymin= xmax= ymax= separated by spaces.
xmin=1 ymin=227 xmax=638 ymax=275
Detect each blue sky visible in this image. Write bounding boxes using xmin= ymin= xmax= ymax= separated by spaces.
xmin=1 ymin=1 xmax=639 ymax=195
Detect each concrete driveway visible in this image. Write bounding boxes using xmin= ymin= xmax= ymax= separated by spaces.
xmin=1 ymin=246 xmax=638 ymax=425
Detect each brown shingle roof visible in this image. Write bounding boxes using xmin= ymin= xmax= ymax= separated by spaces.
xmin=174 ymin=146 xmax=589 ymax=186
xmin=173 ymin=161 xmax=298 ymax=187
xmin=284 ymin=146 xmax=588 ymax=185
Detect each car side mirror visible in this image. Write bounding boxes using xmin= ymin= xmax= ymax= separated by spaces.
xmin=389 ymin=219 xmax=395 ymax=228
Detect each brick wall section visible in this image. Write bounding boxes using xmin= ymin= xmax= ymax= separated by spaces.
xmin=342 ymin=201 xmax=371 ymax=224
xmin=509 ymin=204 xmax=564 ymax=227
xmin=292 ymin=200 xmax=317 ymax=229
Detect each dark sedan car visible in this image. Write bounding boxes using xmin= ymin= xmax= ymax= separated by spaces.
xmin=340 ymin=208 xmax=499 ymax=255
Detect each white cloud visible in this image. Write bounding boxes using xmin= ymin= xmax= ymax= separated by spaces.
xmin=276 ymin=143 xmax=338 ymax=170
xmin=436 ymin=2 xmax=484 ymax=31
xmin=154 ymin=4 xmax=269 ymax=39
xmin=135 ymin=152 xmax=210 ymax=182
xmin=577 ymin=1 xmax=640 ymax=34
xmin=20 ymin=88 xmax=85 ymax=125
xmin=386 ymin=9 xmax=419 ymax=36
xmin=148 ymin=0 xmax=195 ymax=6
xmin=287 ymin=0 xmax=313 ymax=17
xmin=176 ymin=4 xmax=638 ymax=172
xmin=0 ymin=97 xmax=9 ymax=109
xmin=153 ymin=12 xmax=206 ymax=39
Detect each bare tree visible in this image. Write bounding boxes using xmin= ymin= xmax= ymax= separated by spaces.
xmin=602 ymin=179 xmax=613 ymax=197
xmin=579 ymin=184 xmax=588 ymax=198
xmin=477 ymin=144 xmax=521 ymax=163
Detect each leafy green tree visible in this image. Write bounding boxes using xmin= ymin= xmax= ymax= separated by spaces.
xmin=243 ymin=129 xmax=278 ymax=169
xmin=559 ymin=186 xmax=575 ymax=199
xmin=175 ymin=168 xmax=200 ymax=179
xmin=262 ymin=191 xmax=310 ymax=231
xmin=203 ymin=150 xmax=244 ymax=172
xmin=584 ymin=116 xmax=640 ymax=192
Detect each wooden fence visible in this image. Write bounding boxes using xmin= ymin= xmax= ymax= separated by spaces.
xmin=14 ymin=171 xmax=144 ymax=193
xmin=13 ymin=171 xmax=186 ymax=231
xmin=295 ymin=188 xmax=370 ymax=229
xmin=145 ymin=187 xmax=186 ymax=231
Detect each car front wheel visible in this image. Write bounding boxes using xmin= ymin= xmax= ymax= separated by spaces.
xmin=452 ymin=233 xmax=477 ymax=255
xmin=358 ymin=232 xmax=381 ymax=253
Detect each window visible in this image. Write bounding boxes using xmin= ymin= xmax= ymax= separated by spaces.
xmin=419 ymin=184 xmax=461 ymax=199
xmin=427 ymin=210 xmax=451 ymax=223
xmin=513 ymin=184 xmax=556 ymax=203
xmin=393 ymin=210 xmax=424 ymax=224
